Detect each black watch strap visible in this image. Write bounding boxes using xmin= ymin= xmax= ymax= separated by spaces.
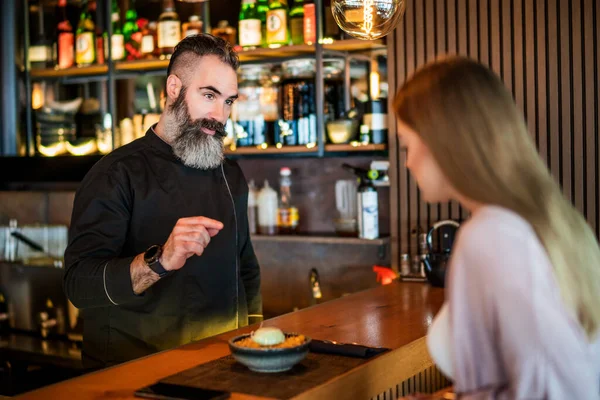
xmin=144 ymin=245 xmax=170 ymax=278
xmin=149 ymin=259 xmax=169 ymax=278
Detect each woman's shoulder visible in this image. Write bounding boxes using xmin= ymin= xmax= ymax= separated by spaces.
xmin=460 ymin=205 xmax=534 ymax=240
xmin=452 ymin=205 xmax=549 ymax=278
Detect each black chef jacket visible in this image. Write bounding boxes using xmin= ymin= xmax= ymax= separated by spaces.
xmin=63 ymin=128 xmax=262 ymax=369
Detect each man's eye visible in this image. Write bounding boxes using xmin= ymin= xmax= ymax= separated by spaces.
xmin=204 ymin=93 xmax=215 ymax=100
xmin=226 ymin=99 xmax=235 ymax=106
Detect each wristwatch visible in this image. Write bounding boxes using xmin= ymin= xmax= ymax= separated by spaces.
xmin=143 ymin=245 xmax=170 ymax=278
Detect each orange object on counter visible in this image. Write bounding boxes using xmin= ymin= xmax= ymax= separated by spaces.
xmin=373 ymin=265 xmax=398 ymax=285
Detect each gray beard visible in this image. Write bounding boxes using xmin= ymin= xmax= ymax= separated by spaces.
xmin=163 ymin=93 xmax=225 ymax=170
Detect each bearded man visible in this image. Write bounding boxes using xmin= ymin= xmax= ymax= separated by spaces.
xmin=64 ymin=34 xmax=262 ymax=369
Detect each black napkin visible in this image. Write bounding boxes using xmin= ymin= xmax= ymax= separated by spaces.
xmin=309 ymin=339 xmax=390 ymax=359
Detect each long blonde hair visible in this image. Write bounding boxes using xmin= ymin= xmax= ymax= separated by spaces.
xmin=393 ymin=56 xmax=600 ymax=338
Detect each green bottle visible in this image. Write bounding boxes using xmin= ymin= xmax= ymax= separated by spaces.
xmin=266 ymin=0 xmax=289 ymax=48
xmin=239 ymin=0 xmax=262 ymax=49
xmin=110 ymin=0 xmax=125 ymax=60
xmin=123 ymin=1 xmax=140 ymax=59
xmin=289 ymin=0 xmax=304 ymax=45
xmin=76 ymin=1 xmax=96 ymax=66
xmin=257 ymin=0 xmax=269 ymax=47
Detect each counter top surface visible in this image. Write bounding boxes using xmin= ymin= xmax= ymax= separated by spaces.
xmin=16 ymin=282 xmax=445 ymax=399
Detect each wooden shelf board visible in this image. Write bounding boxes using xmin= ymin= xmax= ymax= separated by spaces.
xmin=28 ymin=40 xmax=385 ymax=79
xmin=325 ymin=143 xmax=387 ymax=152
xmin=323 ymin=38 xmax=387 ymax=52
xmin=116 ymin=59 xmax=169 ymax=72
xmin=225 ymin=145 xmax=318 ymax=155
xmin=29 ymin=65 xmax=108 ymax=79
xmin=238 ymin=44 xmax=316 ymax=61
xmin=251 ymin=234 xmax=390 ymax=246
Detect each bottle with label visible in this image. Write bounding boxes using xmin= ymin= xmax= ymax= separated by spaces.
xmin=29 ymin=0 xmax=53 ymax=69
xmin=182 ymin=15 xmax=203 ymax=38
xmin=303 ymin=0 xmax=316 ymax=45
xmin=109 ymin=0 xmax=125 ymax=60
xmin=256 ymin=0 xmax=269 ymax=47
xmin=140 ymin=20 xmax=157 ymax=59
xmin=56 ymin=0 xmax=74 ymax=69
xmin=212 ymin=20 xmax=237 ymax=46
xmin=266 ymin=0 xmax=289 ymax=48
xmin=239 ymin=0 xmax=262 ymax=50
xmin=257 ymin=180 xmax=278 ymax=235
xmin=76 ymin=1 xmax=96 ymax=67
xmin=248 ymin=179 xmax=259 ymax=234
xmin=364 ymin=99 xmax=388 ymax=144
xmin=158 ymin=0 xmax=181 ymax=59
xmin=289 ymin=0 xmax=304 ymax=45
xmin=277 ymin=167 xmax=299 ymax=234
xmin=343 ymin=164 xmax=379 ymax=240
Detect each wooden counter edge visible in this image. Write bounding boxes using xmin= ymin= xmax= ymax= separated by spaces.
xmin=294 ymin=337 xmax=434 ymax=400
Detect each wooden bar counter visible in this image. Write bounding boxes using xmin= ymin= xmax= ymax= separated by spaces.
xmin=16 ymin=282 xmax=446 ymax=400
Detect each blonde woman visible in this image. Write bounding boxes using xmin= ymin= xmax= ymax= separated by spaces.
xmin=393 ymin=57 xmax=600 ymax=399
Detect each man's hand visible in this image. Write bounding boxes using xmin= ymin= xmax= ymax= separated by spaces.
xmin=160 ymin=217 xmax=224 ymax=271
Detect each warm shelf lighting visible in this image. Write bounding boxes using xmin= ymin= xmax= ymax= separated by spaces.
xmin=65 ymin=139 xmax=98 ymax=156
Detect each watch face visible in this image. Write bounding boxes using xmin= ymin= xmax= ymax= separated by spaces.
xmin=145 ymin=245 xmax=161 ymax=264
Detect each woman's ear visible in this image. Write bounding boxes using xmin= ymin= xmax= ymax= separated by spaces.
xmin=165 ymin=74 xmax=182 ymax=102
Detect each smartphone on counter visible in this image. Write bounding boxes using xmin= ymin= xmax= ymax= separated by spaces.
xmin=135 ymin=382 xmax=230 ymax=400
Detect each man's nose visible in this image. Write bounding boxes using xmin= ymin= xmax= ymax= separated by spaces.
xmin=206 ymin=103 xmax=226 ymax=123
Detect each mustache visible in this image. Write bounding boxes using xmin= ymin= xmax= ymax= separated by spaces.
xmin=191 ymin=118 xmax=227 ymax=138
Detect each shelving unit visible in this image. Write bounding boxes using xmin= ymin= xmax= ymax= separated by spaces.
xmin=15 ymin=0 xmax=389 ymax=169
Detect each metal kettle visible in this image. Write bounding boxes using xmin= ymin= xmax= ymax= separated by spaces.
xmin=422 ymin=220 xmax=460 ymax=288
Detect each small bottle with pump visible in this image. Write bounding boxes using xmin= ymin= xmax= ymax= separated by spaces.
xmin=343 ymin=164 xmax=379 ymax=240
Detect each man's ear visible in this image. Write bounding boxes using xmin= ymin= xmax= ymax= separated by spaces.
xmin=165 ymin=74 xmax=182 ymax=101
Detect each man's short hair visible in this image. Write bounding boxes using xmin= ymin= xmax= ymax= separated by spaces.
xmin=166 ymin=34 xmax=239 ymax=80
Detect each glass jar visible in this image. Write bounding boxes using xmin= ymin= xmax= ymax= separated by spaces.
xmin=279 ymin=58 xmax=344 ymax=146
xmin=232 ymin=64 xmax=280 ymax=147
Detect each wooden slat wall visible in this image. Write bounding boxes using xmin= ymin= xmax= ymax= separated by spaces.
xmin=390 ymin=0 xmax=600 ymax=256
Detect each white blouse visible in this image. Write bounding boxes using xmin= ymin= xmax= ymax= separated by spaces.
xmin=426 ymin=206 xmax=600 ymax=399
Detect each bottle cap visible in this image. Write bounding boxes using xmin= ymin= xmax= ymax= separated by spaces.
xmin=280 ymin=167 xmax=291 ymax=176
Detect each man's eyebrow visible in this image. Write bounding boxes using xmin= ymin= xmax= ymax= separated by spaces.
xmin=199 ymin=86 xmax=222 ymax=95
xmin=199 ymin=86 xmax=238 ymax=100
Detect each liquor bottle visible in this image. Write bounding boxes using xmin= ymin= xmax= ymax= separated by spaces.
xmin=239 ymin=0 xmax=262 ymax=50
xmin=276 ymin=167 xmax=299 ymax=234
xmin=110 ymin=0 xmax=125 ymax=60
xmin=303 ymin=0 xmax=316 ymax=45
xmin=256 ymin=0 xmax=269 ymax=47
xmin=140 ymin=19 xmax=156 ymax=59
xmin=158 ymin=0 xmax=181 ymax=59
xmin=76 ymin=1 xmax=96 ymax=67
xmin=266 ymin=0 xmax=289 ymax=48
xmin=182 ymin=15 xmax=202 ymax=38
xmin=212 ymin=21 xmax=236 ymax=46
xmin=29 ymin=0 xmax=53 ymax=69
xmin=56 ymin=0 xmax=74 ymax=69
xmin=289 ymin=0 xmax=304 ymax=45
xmin=123 ymin=1 xmax=142 ymax=60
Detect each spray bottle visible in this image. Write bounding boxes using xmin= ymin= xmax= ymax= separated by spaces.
xmin=342 ymin=164 xmax=379 ymax=240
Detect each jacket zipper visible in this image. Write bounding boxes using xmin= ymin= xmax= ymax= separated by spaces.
xmin=221 ymin=163 xmax=239 ymax=329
